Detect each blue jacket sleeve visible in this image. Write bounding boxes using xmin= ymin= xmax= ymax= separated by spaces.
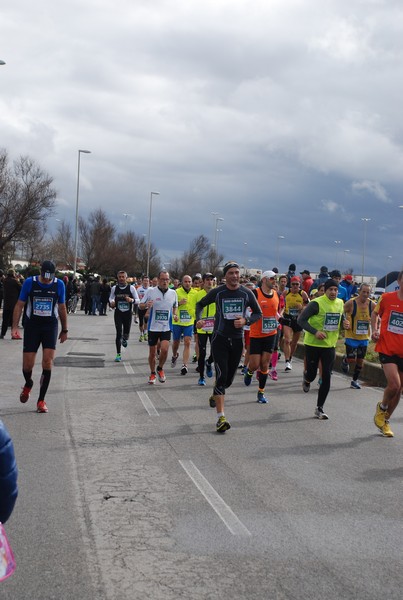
xmin=0 ymin=420 xmax=18 ymax=523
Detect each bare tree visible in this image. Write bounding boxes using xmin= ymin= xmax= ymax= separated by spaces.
xmin=173 ymin=234 xmax=224 ymax=277
xmin=44 ymin=220 xmax=74 ymax=267
xmin=0 ymin=149 xmax=57 ymax=268
xmin=79 ymin=208 xmax=116 ymax=274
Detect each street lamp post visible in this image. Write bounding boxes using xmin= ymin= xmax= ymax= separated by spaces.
xmin=242 ymin=242 xmax=248 ymax=275
xmin=385 ymin=256 xmax=392 ymax=290
xmin=361 ymin=218 xmax=371 ymax=283
xmin=73 ymin=149 xmax=91 ymax=276
xmin=334 ymin=241 xmax=341 ymax=268
xmin=213 ymin=217 xmax=224 ymax=251
xmin=211 ymin=212 xmax=219 ymax=247
xmin=342 ymin=249 xmax=350 ymax=271
xmin=146 ymin=191 xmax=160 ymax=277
xmin=215 ymin=228 xmax=223 ymax=256
xmin=276 ymin=235 xmax=285 ymax=272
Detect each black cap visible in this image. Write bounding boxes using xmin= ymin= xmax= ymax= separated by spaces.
xmin=223 ymin=261 xmax=239 ymax=276
xmin=329 ymin=269 xmax=341 ymax=278
xmin=41 ymin=260 xmax=56 ymax=278
xmin=325 ymin=279 xmax=339 ymax=291
xmin=202 ymin=272 xmax=214 ymax=280
xmin=300 ymin=269 xmax=310 ymax=275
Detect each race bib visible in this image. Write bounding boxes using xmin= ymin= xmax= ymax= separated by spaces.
xmin=33 ymin=297 xmax=53 ymax=317
xmin=117 ymin=301 xmax=130 ymax=312
xmin=155 ymin=309 xmax=169 ymax=322
xmin=223 ymin=299 xmax=243 ymax=319
xmin=202 ymin=317 xmax=214 ymax=333
xmin=387 ymin=311 xmax=403 ymax=335
xmin=356 ymin=320 xmax=369 ymax=335
xmin=262 ymin=317 xmax=277 ymax=333
xmin=179 ymin=309 xmax=192 ymax=323
xmin=323 ymin=312 xmax=340 ymax=331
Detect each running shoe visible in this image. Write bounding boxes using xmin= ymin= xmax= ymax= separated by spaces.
xmin=209 ymin=395 xmax=216 ymax=408
xmin=244 ymin=370 xmax=253 ymax=386
xmin=241 ymin=366 xmax=248 ymax=376
xmin=285 ymin=360 xmax=292 ymax=371
xmin=341 ymin=356 xmax=349 ymax=374
xmin=302 ymin=379 xmax=310 ymax=393
xmin=171 ymin=354 xmax=179 ymax=367
xmin=20 ymin=385 xmax=32 ymax=403
xmin=139 ymin=334 xmax=144 ymax=342
xmin=350 ymin=380 xmax=361 ymax=389
xmin=12 ymin=331 xmax=22 ymax=340
xmin=374 ymin=402 xmax=389 ymax=430
xmin=314 ymin=407 xmax=329 ymax=420
xmin=37 ymin=400 xmax=48 ymax=413
xmin=380 ymin=421 xmax=394 ymax=437
xmin=143 ymin=333 xmax=148 ymax=342
xmin=148 ymin=373 xmax=156 ymax=385
xmin=198 ymin=377 xmax=206 ymax=386
xmin=121 ymin=336 xmax=128 ymax=348
xmin=268 ymin=369 xmax=278 ymax=381
xmin=206 ymin=363 xmax=213 ymax=378
xmin=181 ymin=365 xmax=188 ymax=375
xmin=114 ymin=354 xmax=122 ymax=362
xmin=192 ymin=354 xmax=197 ymax=363
xmin=216 ymin=416 xmax=231 ymax=433
xmin=157 ymin=367 xmax=166 ymax=383
xmin=257 ymin=391 xmax=268 ymax=404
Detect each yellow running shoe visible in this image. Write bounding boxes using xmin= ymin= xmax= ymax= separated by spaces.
xmin=216 ymin=416 xmax=231 ymax=433
xmin=380 ymin=421 xmax=394 ymax=437
xmin=374 ymin=402 xmax=389 ymax=429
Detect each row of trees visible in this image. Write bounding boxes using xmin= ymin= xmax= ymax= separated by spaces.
xmin=0 ymin=150 xmax=224 ymax=278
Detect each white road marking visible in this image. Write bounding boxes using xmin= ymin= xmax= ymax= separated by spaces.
xmin=124 ymin=363 xmax=134 ymax=374
xmin=137 ymin=391 xmax=159 ymax=416
xmin=179 ymin=459 xmax=251 ymax=536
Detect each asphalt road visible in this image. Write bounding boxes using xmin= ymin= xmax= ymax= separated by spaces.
xmin=1 ymin=310 xmax=402 ymax=600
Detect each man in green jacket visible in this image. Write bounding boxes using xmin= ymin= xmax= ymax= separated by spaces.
xmin=298 ymin=279 xmax=348 ymax=419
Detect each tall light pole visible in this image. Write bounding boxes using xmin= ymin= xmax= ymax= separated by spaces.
xmin=214 ymin=217 xmax=224 ymax=251
xmin=361 ymin=218 xmax=371 ymax=283
xmin=73 ymin=149 xmax=91 ymax=276
xmin=215 ymin=228 xmax=223 ymax=256
xmin=211 ymin=212 xmax=219 ymax=247
xmin=342 ymin=249 xmax=350 ymax=271
xmin=276 ymin=235 xmax=285 ymax=272
xmin=146 ymin=191 xmax=160 ymax=277
xmin=242 ymin=242 xmax=248 ymax=275
xmin=385 ymin=255 xmax=392 ymax=290
xmin=334 ymin=241 xmax=341 ymax=268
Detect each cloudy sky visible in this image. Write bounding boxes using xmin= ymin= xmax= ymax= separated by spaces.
xmin=1 ymin=0 xmax=402 ymax=279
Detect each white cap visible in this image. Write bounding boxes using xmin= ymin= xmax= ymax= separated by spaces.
xmin=261 ymin=270 xmax=277 ymax=279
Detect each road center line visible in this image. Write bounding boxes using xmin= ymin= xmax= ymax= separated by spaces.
xmin=179 ymin=460 xmax=251 ymax=536
xmin=137 ymin=391 xmax=159 ymax=416
xmin=124 ymin=363 xmax=134 ymax=374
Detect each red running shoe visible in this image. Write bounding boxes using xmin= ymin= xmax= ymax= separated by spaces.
xmin=12 ymin=332 xmax=22 ymax=340
xmin=20 ymin=385 xmax=32 ymax=403
xmin=37 ymin=400 xmax=48 ymax=413
xmin=148 ymin=373 xmax=156 ymax=385
xmin=157 ymin=367 xmax=166 ymax=383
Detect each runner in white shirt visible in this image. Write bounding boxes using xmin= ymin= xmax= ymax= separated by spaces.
xmin=139 ymin=270 xmax=178 ymax=384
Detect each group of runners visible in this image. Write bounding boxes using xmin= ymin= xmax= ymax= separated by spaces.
xmin=9 ymin=260 xmax=403 ymax=438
